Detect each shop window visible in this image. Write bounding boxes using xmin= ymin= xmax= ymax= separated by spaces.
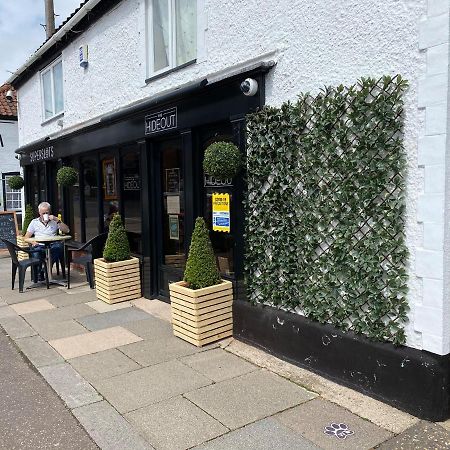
xmin=102 ymin=155 xmax=119 ymax=230
xmin=68 ymin=160 xmax=82 ymax=241
xmin=41 ymin=58 xmax=64 ymax=121
xmin=83 ymin=156 xmax=99 ymax=241
xmin=147 ymin=0 xmax=197 ymax=76
xmin=122 ymin=152 xmax=142 ymax=254
xmin=2 ymin=172 xmax=22 ymax=211
xmin=202 ymin=134 xmax=235 ymax=277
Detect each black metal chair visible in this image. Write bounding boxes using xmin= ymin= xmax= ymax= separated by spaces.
xmin=1 ymin=238 xmax=49 ymax=293
xmin=66 ymin=233 xmax=108 ymax=289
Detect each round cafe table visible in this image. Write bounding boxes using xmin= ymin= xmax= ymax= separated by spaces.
xmin=25 ymin=235 xmax=72 ymax=288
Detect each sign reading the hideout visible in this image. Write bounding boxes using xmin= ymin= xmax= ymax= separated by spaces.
xmin=145 ymin=107 xmax=177 ymax=135
xmin=212 ymin=193 xmax=230 ymax=233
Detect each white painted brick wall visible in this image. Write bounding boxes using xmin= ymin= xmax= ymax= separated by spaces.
xmin=425 ymin=104 xmax=447 ymax=135
xmin=419 ymin=12 xmax=449 ymax=49
xmin=417 ymin=193 xmax=445 ymax=222
xmin=415 ymin=1 xmax=450 ymax=355
xmin=428 ymin=0 xmax=449 ymax=17
xmin=17 ymin=0 xmax=450 ymax=354
xmin=418 ymin=135 xmax=446 ymax=166
xmin=427 ymin=43 xmax=449 ymax=75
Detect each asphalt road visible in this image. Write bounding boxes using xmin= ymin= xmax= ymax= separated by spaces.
xmin=0 ymin=328 xmax=98 ymax=450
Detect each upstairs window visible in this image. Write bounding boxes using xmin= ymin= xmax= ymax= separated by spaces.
xmin=147 ymin=0 xmax=197 ymax=76
xmin=41 ymin=58 xmax=64 ymax=121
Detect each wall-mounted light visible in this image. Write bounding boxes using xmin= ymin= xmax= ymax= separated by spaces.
xmin=5 ymin=89 xmax=13 ymax=101
xmin=79 ymin=45 xmax=89 ymax=68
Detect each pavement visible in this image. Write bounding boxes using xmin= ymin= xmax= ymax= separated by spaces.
xmin=0 ymin=256 xmax=450 ymax=449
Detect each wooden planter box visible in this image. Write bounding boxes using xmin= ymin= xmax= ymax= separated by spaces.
xmin=93 ymin=257 xmax=141 ymax=304
xmin=16 ymin=235 xmax=29 ymax=261
xmin=169 ymin=280 xmax=233 ymax=347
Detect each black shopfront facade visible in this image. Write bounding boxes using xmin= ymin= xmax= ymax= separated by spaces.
xmin=19 ymin=65 xmax=271 ymax=301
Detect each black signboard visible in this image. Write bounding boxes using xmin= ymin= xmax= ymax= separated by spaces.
xmin=0 ymin=211 xmax=18 ymax=250
xmin=145 ymin=107 xmax=177 ymax=135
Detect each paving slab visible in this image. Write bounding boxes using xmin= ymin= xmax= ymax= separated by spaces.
xmin=49 ymin=326 xmax=143 ymax=359
xmin=39 ymin=363 xmax=102 ymax=409
xmin=377 ymin=420 xmax=450 ymax=449
xmin=69 ymin=348 xmax=141 ymax=383
xmin=77 ymin=308 xmax=152 ymax=331
xmin=73 ymin=400 xmax=153 ymax=450
xmin=0 ymin=285 xmax=62 ymax=304
xmin=126 ymin=396 xmax=228 ymax=450
xmin=274 ymin=397 xmax=392 ymax=450
xmin=193 ymin=417 xmax=321 ymax=450
xmin=119 ymin=334 xmax=199 ymax=366
xmin=225 ymin=339 xmax=418 ymax=434
xmin=86 ymin=300 xmax=133 ymax=313
xmin=185 ymin=369 xmax=316 ymax=430
xmin=10 ymin=298 xmax=55 ymax=315
xmin=180 ymin=348 xmax=258 ymax=382
xmin=132 ymin=297 xmax=172 ymax=322
xmin=15 ymin=335 xmax=64 ymax=367
xmin=122 ymin=316 xmax=174 ymax=340
xmin=0 ymin=305 xmax=17 ymax=319
xmin=0 ymin=315 xmax=37 ymax=339
xmin=24 ymin=303 xmax=96 ymax=327
xmin=94 ymin=359 xmax=212 ymax=414
xmin=47 ymin=291 xmax=94 ymax=307
xmin=0 ymin=327 xmax=97 ymax=450
xmin=29 ymin=318 xmax=88 ymax=341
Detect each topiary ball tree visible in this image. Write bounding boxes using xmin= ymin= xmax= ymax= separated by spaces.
xmin=103 ymin=213 xmax=131 ymax=262
xmin=183 ymin=217 xmax=221 ymax=290
xmin=7 ymin=175 xmax=24 ymax=190
xmin=57 ymin=166 xmax=78 ymax=187
xmin=22 ymin=204 xmax=34 ymax=236
xmin=203 ymin=141 xmax=243 ymax=179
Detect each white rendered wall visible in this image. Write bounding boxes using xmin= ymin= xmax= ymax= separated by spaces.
xmin=18 ymin=0 xmax=450 ymax=353
xmin=0 ymin=120 xmax=20 ymax=211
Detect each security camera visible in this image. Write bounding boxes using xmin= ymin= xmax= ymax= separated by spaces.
xmin=15 ymin=154 xmax=21 ymax=160
xmin=5 ymin=89 xmax=13 ymax=102
xmin=240 ymin=78 xmax=258 ymax=96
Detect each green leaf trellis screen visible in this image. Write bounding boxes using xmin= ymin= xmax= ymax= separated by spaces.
xmin=245 ymin=75 xmax=409 ymax=345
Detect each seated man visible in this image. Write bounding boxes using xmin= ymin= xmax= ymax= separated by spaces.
xmin=24 ymin=202 xmax=70 ymax=282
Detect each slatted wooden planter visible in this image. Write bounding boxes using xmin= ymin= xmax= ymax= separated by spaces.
xmin=93 ymin=257 xmax=141 ymax=304
xmin=16 ymin=235 xmax=29 ymax=261
xmin=169 ymin=280 xmax=233 ymax=347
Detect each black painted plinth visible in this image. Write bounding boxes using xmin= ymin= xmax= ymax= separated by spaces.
xmin=233 ymin=300 xmax=450 ymax=421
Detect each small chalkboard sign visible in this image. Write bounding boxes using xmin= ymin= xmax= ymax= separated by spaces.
xmin=0 ymin=211 xmax=19 ymax=251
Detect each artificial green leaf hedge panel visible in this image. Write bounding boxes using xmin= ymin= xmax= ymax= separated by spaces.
xmin=245 ymin=75 xmax=409 ymax=345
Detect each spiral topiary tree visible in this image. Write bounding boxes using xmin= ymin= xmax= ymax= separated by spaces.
xmin=183 ymin=217 xmax=221 ymax=290
xmin=22 ymin=204 xmax=34 ymax=236
xmin=102 ymin=213 xmax=131 ymax=262
xmin=203 ymin=141 xmax=243 ymax=179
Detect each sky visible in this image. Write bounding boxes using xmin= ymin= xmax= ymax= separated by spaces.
xmin=0 ymin=0 xmax=83 ymax=85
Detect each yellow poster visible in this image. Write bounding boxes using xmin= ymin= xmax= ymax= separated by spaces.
xmin=212 ymin=193 xmax=230 ymax=233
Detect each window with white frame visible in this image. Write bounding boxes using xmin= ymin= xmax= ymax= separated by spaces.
xmin=41 ymin=58 xmax=64 ymax=121
xmin=147 ymin=0 xmax=197 ymax=76
xmin=2 ymin=173 xmax=22 ymax=211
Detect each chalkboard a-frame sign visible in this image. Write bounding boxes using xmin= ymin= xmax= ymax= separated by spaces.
xmin=0 ymin=211 xmax=19 ymax=251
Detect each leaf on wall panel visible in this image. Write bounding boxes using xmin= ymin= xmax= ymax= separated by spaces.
xmin=244 ymin=74 xmax=409 ymax=345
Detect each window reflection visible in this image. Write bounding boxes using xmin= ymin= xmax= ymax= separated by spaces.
xmin=83 ymin=156 xmax=98 ymax=240
xmin=122 ymin=151 xmax=142 ymax=254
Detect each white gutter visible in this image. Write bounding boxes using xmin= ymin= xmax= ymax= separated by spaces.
xmin=7 ymin=0 xmax=102 ymax=85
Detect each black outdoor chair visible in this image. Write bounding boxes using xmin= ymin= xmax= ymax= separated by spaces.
xmin=66 ymin=233 xmax=108 ymax=289
xmin=1 ymin=238 xmax=49 ymax=293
